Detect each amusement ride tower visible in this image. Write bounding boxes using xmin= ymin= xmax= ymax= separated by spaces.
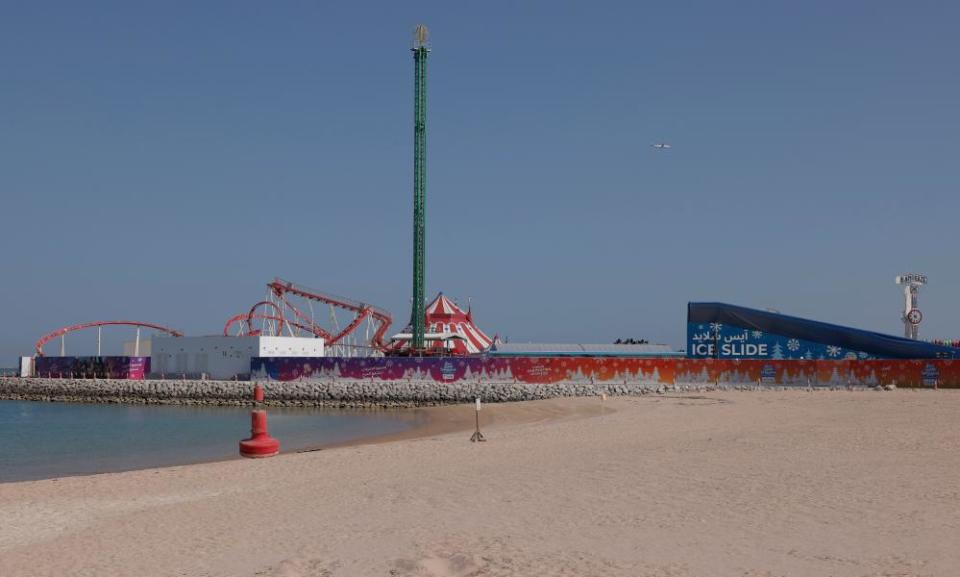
xmin=896 ymin=273 xmax=927 ymax=340
xmin=410 ymin=24 xmax=429 ymax=352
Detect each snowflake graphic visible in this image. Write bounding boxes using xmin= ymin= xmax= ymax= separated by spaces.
xmin=751 ymin=331 xmax=763 ymax=339
xmin=787 ymin=339 xmax=800 ymax=351
xmin=709 ymin=322 xmax=723 ymax=333
xmin=697 ymin=324 xmax=705 ymax=330
xmin=826 ymin=345 xmax=841 ymax=358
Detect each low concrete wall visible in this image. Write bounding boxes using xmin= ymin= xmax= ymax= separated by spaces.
xmin=0 ymin=377 xmax=892 ymax=408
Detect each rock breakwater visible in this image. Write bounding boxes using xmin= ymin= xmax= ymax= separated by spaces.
xmin=0 ymin=377 xmax=882 ymax=407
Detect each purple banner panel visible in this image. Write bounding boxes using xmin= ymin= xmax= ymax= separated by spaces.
xmin=35 ymin=356 xmax=151 ymax=379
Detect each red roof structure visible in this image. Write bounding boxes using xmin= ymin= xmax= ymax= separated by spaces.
xmin=388 ymin=293 xmax=494 ymax=355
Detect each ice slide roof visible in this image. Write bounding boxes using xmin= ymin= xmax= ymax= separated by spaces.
xmin=688 ymin=302 xmax=957 ymax=360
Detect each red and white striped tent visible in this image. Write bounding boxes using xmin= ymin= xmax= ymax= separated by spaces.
xmin=388 ymin=293 xmax=494 ymax=355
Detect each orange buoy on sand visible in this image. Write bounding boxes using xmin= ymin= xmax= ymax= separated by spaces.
xmin=239 ymin=410 xmax=280 ymax=458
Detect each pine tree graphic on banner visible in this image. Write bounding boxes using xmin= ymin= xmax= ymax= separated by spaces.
xmin=771 ymin=342 xmax=785 ymax=360
xmin=649 ymin=367 xmax=661 ymax=384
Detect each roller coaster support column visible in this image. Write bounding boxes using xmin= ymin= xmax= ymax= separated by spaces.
xmin=411 ymin=25 xmax=429 ymax=352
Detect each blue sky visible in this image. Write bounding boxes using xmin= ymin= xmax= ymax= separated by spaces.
xmin=1 ymin=1 xmax=958 ymax=360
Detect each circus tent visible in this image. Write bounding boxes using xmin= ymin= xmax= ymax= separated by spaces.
xmin=388 ymin=293 xmax=494 ymax=355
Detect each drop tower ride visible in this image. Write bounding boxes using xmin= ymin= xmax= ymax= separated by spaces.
xmin=410 ymin=25 xmax=429 ymax=352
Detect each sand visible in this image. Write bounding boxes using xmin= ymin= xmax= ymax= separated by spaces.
xmin=1 ymin=391 xmax=958 ymax=577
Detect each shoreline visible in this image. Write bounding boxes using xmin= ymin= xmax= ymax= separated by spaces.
xmin=0 ymin=395 xmax=609 ymax=486
xmin=300 ymin=394 xmax=610 ymax=452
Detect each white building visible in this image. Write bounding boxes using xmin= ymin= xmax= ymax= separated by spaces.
xmin=151 ymin=335 xmax=324 ymax=380
xmin=123 ymin=339 xmax=152 ymax=357
xmin=19 ymin=356 xmax=34 ymax=377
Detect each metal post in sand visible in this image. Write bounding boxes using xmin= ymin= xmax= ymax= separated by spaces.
xmin=470 ymin=397 xmax=486 ymax=442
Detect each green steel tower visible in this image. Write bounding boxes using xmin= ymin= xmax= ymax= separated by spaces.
xmin=410 ymin=24 xmax=429 ymax=352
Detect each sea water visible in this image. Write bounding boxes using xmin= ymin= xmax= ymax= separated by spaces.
xmin=0 ymin=400 xmax=419 ymax=483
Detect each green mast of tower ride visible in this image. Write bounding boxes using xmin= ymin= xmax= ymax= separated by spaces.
xmin=411 ymin=24 xmax=429 ymax=352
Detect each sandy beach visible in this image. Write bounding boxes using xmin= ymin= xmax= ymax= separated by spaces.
xmin=1 ymin=391 xmax=958 ymax=577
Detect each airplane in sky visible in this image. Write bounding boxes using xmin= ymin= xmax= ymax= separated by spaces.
xmin=651 ymin=142 xmax=672 ymax=150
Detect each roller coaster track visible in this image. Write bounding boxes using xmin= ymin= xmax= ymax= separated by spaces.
xmin=35 ymin=320 xmax=182 ymax=357
xmin=223 ymin=278 xmax=393 ymax=351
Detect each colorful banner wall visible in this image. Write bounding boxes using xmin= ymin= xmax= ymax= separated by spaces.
xmin=35 ymin=356 xmax=150 ymax=379
xmin=252 ymin=356 xmax=960 ymax=388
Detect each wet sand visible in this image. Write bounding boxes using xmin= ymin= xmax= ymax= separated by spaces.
xmin=1 ymin=391 xmax=957 ymax=576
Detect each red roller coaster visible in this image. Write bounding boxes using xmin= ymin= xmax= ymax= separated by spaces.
xmin=224 ymin=278 xmax=393 ymax=356
xmin=35 ymin=320 xmax=183 ymax=357
xmin=34 ymin=280 xmax=394 ymax=358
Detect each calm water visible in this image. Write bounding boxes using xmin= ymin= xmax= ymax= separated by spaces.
xmin=0 ymin=400 xmax=419 ymax=483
